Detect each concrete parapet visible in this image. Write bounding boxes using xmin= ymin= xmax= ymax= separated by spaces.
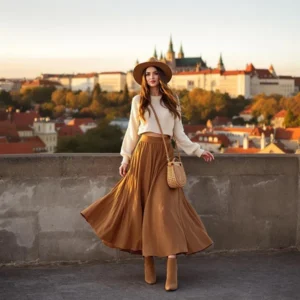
xmin=0 ymin=153 xmax=299 ymax=264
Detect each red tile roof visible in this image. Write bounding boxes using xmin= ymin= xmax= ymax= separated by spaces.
xmin=294 ymin=77 xmax=300 ymax=86
xmin=272 ymin=109 xmax=287 ymax=119
xmin=212 ymin=116 xmax=231 ymax=126
xmin=99 ymin=72 xmax=126 ymax=75
xmin=0 ymin=137 xmax=46 ymax=154
xmin=223 ymin=70 xmax=246 ymax=76
xmin=175 ymin=70 xmax=221 ymax=75
xmin=224 ymin=147 xmax=260 ymax=154
xmin=0 ymin=136 xmax=8 ymax=143
xmin=11 ymin=111 xmax=40 ymax=129
xmin=191 ymin=133 xmax=230 ymax=147
xmin=22 ymin=79 xmax=62 ymax=88
xmin=213 ymin=127 xmax=254 ymax=133
xmin=239 ymin=106 xmax=252 ymax=115
xmin=255 ymin=69 xmax=274 ymax=78
xmin=250 ymin=126 xmax=274 ymax=137
xmin=66 ymin=118 xmax=95 ymax=126
xmin=22 ymin=136 xmax=46 ymax=148
xmin=183 ymin=125 xmax=206 ymax=134
xmin=0 ymin=120 xmax=19 ymax=138
xmin=275 ymin=128 xmax=300 ymax=140
xmin=73 ymin=73 xmax=98 ymax=78
xmin=245 ymin=63 xmax=255 ymax=72
xmin=57 ymin=125 xmax=83 ymax=137
xmin=0 ymin=110 xmax=9 ymax=121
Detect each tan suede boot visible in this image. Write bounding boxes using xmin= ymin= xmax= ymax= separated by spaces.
xmin=165 ymin=257 xmax=178 ymax=291
xmin=144 ymin=256 xmax=156 ymax=284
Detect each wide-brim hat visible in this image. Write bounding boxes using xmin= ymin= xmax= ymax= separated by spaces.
xmin=133 ymin=57 xmax=173 ymax=85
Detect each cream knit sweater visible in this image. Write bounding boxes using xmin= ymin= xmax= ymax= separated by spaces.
xmin=120 ymin=94 xmax=204 ymax=164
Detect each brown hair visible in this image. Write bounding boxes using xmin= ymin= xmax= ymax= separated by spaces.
xmin=138 ymin=66 xmax=181 ymax=123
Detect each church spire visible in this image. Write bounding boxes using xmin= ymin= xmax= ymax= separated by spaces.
xmin=153 ymin=46 xmax=158 ymax=59
xmin=217 ymin=53 xmax=225 ymax=71
xmin=178 ymin=42 xmax=184 ymax=58
xmin=168 ymin=34 xmax=174 ymax=52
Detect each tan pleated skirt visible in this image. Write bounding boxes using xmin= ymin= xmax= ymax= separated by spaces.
xmin=80 ymin=134 xmax=213 ymax=257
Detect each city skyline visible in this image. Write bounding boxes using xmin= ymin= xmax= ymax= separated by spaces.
xmin=1 ymin=0 xmax=300 ymax=78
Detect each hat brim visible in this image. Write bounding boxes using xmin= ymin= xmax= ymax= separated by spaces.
xmin=133 ymin=61 xmax=172 ymax=85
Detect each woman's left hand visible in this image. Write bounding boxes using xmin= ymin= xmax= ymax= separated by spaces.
xmin=201 ymin=150 xmax=214 ymax=162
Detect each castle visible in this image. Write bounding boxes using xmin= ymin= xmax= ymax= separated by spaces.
xmin=30 ymin=36 xmax=300 ymax=98
xmin=151 ymin=35 xmax=214 ymax=73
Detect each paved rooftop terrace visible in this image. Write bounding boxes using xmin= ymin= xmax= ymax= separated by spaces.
xmin=1 ymin=250 xmax=300 ymax=300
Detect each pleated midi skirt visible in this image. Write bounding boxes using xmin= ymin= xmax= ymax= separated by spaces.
xmin=80 ymin=134 xmax=213 ymax=257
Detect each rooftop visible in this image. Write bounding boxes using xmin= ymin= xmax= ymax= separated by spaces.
xmin=1 ymin=250 xmax=299 ymax=299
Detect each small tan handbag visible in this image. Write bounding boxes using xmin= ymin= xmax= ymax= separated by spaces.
xmin=149 ymin=103 xmax=187 ymax=188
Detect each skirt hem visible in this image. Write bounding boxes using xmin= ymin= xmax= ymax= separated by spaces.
xmin=81 ymin=211 xmax=213 ymax=258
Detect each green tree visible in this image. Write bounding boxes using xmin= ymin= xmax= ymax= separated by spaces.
xmin=92 ymin=83 xmax=102 ymax=99
xmin=122 ymin=83 xmax=130 ymax=105
xmin=40 ymin=102 xmax=55 ymax=117
xmin=56 ymin=120 xmax=123 ymax=153
xmin=0 ymin=90 xmax=13 ymax=107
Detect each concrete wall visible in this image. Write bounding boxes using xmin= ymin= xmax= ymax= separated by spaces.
xmin=0 ymin=154 xmax=299 ymax=264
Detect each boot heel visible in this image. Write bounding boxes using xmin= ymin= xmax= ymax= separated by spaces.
xmin=144 ymin=256 xmax=156 ymax=284
xmin=165 ymin=257 xmax=178 ymax=291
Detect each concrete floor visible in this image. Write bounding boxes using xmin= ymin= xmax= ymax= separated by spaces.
xmin=1 ymin=250 xmax=300 ymax=300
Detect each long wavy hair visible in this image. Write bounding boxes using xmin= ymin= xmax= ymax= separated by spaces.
xmin=138 ymin=66 xmax=181 ymax=123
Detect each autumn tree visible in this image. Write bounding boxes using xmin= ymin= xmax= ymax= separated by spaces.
xmin=66 ymin=91 xmax=79 ymax=109
xmin=78 ymin=91 xmax=91 ymax=108
xmin=51 ymin=89 xmax=66 ymax=106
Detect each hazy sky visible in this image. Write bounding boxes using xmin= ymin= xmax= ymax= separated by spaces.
xmin=1 ymin=0 xmax=299 ymax=78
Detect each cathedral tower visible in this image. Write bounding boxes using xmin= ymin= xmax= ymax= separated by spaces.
xmin=165 ymin=35 xmax=176 ymax=71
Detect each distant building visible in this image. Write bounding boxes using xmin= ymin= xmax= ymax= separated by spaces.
xmin=41 ymin=74 xmax=72 ymax=90
xmin=109 ymin=118 xmax=129 ymax=131
xmin=271 ymin=109 xmax=287 ymax=128
xmin=71 ymin=73 xmax=98 ymax=93
xmin=32 ymin=117 xmax=57 ymax=153
xmin=0 ymin=79 xmax=14 ymax=92
xmin=128 ymin=37 xmax=298 ymax=98
xmin=99 ymin=72 xmax=126 ymax=92
xmin=66 ymin=118 xmax=97 ymax=133
xmin=21 ymin=79 xmax=63 ymax=92
xmin=39 ymin=36 xmax=299 ymax=97
xmin=191 ymin=133 xmax=230 ymax=154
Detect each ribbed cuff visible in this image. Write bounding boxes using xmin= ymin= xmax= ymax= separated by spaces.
xmin=121 ymin=155 xmax=130 ymax=164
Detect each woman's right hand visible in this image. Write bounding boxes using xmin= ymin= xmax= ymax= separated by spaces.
xmin=119 ymin=162 xmax=129 ymax=177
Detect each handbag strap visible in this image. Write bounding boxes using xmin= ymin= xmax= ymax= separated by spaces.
xmin=149 ymin=102 xmax=182 ymax=163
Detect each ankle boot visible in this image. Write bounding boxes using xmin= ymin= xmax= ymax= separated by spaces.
xmin=144 ymin=256 xmax=156 ymax=284
xmin=165 ymin=257 xmax=178 ymax=291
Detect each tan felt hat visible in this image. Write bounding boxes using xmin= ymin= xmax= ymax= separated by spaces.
xmin=133 ymin=57 xmax=173 ymax=85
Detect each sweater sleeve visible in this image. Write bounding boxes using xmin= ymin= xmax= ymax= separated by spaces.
xmin=173 ymin=96 xmax=204 ymax=157
xmin=120 ymin=95 xmax=140 ymax=164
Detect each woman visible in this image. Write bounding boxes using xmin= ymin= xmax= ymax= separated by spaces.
xmin=80 ymin=57 xmax=214 ymax=291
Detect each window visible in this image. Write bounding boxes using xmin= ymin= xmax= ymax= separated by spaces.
xmin=187 ymin=80 xmax=194 ymax=90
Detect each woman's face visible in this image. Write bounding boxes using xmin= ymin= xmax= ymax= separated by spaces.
xmin=145 ymin=66 xmax=160 ymax=88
